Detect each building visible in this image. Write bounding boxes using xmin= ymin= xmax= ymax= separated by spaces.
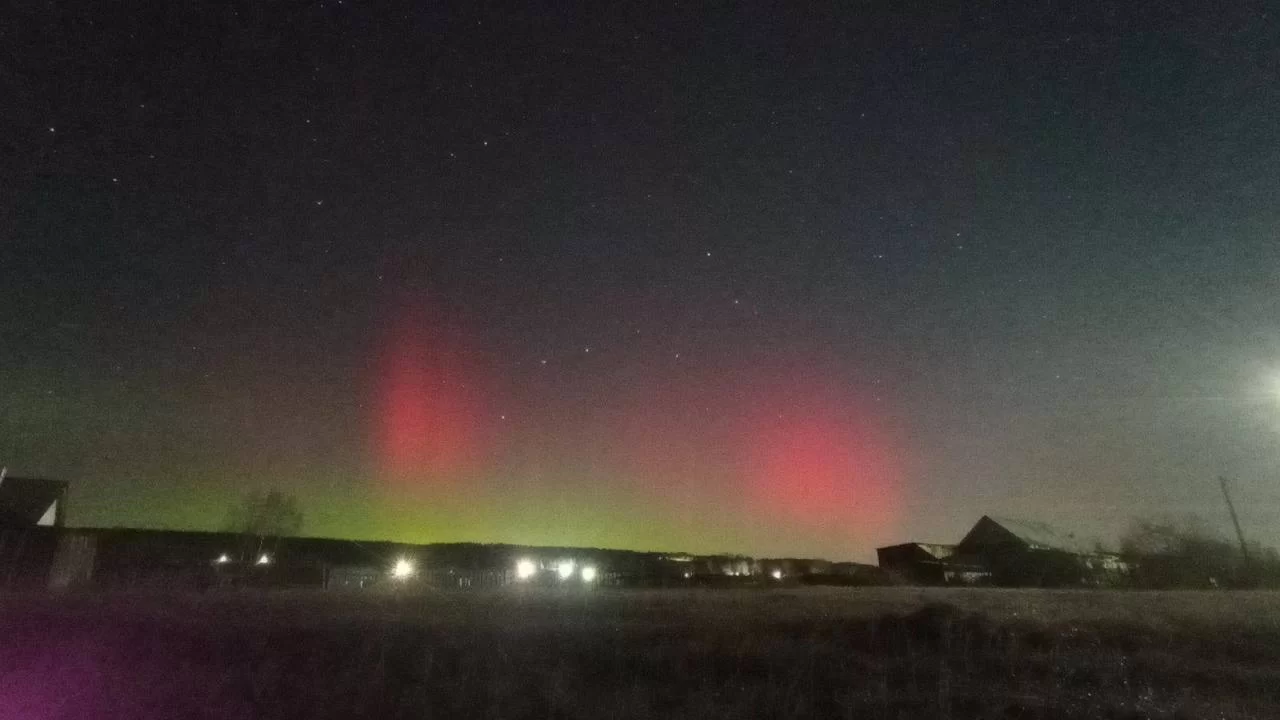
xmin=875 ymin=542 xmax=988 ymax=584
xmin=955 ymin=515 xmax=1127 ymax=587
xmin=877 ymin=516 xmax=1128 ymax=587
xmin=876 ymin=542 xmax=955 ymax=584
xmin=0 ymin=475 xmax=69 ymax=588
xmin=0 ymin=475 xmax=67 ymax=527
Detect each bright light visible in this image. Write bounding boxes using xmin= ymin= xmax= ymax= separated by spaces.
xmin=215 ymin=553 xmax=230 ymax=565
xmin=556 ymin=560 xmax=575 ymax=580
xmin=391 ymin=557 xmax=416 ymax=579
xmin=770 ymin=569 xmax=783 ymax=580
xmin=580 ymin=566 xmax=598 ymax=582
xmin=255 ymin=553 xmax=271 ymax=566
xmin=516 ymin=559 xmax=538 ymax=580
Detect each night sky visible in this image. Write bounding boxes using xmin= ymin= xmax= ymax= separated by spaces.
xmin=4 ymin=1 xmax=1280 ymax=560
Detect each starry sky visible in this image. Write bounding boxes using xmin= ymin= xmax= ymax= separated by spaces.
xmin=4 ymin=0 xmax=1280 ymax=560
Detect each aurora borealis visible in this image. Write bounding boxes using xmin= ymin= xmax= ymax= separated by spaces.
xmin=362 ymin=293 xmax=905 ymax=556
xmin=5 ymin=1 xmax=1280 ymax=560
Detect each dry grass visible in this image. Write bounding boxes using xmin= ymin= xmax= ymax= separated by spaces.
xmin=1 ymin=587 xmax=1278 ymax=719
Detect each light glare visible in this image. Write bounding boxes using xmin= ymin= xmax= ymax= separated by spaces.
xmin=391 ymin=557 xmax=416 ymax=579
xmin=581 ymin=565 xmax=598 ymax=582
xmin=556 ymin=560 xmax=575 ymax=580
xmin=255 ymin=553 xmax=271 ymax=565
xmin=516 ymin=559 xmax=537 ymax=580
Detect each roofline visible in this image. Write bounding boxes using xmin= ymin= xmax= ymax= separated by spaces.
xmin=0 ymin=476 xmax=68 ymax=486
xmin=875 ymin=542 xmax=952 ymax=551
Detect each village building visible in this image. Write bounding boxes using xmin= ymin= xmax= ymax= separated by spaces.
xmin=0 ymin=475 xmax=69 ymax=588
xmin=0 ymin=475 xmax=67 ymax=527
xmin=878 ymin=516 xmax=1128 ymax=587
xmin=956 ymin=515 xmax=1127 ymax=586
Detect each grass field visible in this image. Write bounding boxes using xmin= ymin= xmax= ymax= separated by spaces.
xmin=2 ymin=587 xmax=1279 ymax=719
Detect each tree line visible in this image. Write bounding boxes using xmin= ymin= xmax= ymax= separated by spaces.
xmin=1120 ymin=515 xmax=1280 ymax=589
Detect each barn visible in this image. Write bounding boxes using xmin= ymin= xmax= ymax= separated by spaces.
xmin=876 ymin=543 xmax=956 ymax=584
xmin=955 ymin=515 xmax=1128 ymax=587
xmin=875 ymin=542 xmax=989 ymax=585
xmin=878 ymin=516 xmax=1128 ymax=587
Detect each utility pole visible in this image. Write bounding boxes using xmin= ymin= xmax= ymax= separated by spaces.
xmin=1219 ymin=476 xmax=1251 ymax=578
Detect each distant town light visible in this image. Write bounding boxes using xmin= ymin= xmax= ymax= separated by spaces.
xmin=391 ymin=557 xmax=415 ymax=579
xmin=556 ymin=560 xmax=575 ymax=580
xmin=770 ymin=569 xmax=783 ymax=580
xmin=255 ymin=553 xmax=271 ymax=566
xmin=580 ymin=565 xmax=598 ymax=583
xmin=516 ymin=559 xmax=537 ymax=580
xmin=215 ymin=553 xmax=230 ymax=565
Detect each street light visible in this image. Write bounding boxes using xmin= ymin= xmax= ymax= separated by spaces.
xmin=516 ymin=559 xmax=538 ymax=580
xmin=391 ymin=557 xmax=415 ymax=580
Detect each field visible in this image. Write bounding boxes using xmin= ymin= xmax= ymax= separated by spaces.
xmin=2 ymin=587 xmax=1279 ymax=719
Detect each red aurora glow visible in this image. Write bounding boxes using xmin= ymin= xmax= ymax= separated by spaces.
xmin=605 ymin=364 xmax=904 ymax=545
xmin=373 ymin=303 xmax=489 ymax=492
xmin=739 ymin=382 xmax=902 ymax=540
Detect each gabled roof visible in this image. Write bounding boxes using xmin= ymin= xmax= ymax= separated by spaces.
xmin=0 ymin=477 xmax=66 ymax=527
xmin=968 ymin=515 xmax=1095 ymax=555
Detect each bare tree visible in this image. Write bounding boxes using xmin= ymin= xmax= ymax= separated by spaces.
xmin=226 ymin=490 xmax=304 ymax=561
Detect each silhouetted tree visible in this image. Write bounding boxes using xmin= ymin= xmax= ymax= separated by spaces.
xmin=226 ymin=490 xmax=303 ymax=561
xmin=1121 ymin=515 xmax=1242 ymax=588
xmin=1248 ymin=544 xmax=1280 ymax=588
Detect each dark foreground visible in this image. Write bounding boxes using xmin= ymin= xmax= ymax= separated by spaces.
xmin=1 ymin=587 xmax=1278 ymax=719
